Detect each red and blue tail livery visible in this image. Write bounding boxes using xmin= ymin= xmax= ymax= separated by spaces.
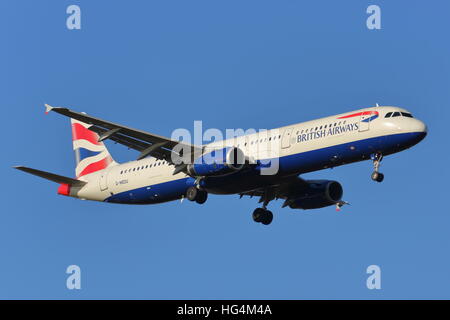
xmin=71 ymin=119 xmax=115 ymax=178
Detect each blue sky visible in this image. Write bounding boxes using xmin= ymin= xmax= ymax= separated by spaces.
xmin=1 ymin=0 xmax=449 ymax=299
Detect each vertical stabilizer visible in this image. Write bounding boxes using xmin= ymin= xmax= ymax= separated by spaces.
xmin=71 ymin=118 xmax=116 ymax=178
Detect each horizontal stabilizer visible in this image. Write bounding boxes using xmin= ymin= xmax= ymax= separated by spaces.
xmin=13 ymin=166 xmax=87 ymax=187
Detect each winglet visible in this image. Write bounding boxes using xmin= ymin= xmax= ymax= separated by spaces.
xmin=336 ymin=200 xmax=350 ymax=212
xmin=44 ymin=104 xmax=54 ymax=114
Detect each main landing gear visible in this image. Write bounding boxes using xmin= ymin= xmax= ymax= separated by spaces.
xmin=251 ymin=188 xmax=275 ymax=225
xmin=371 ymin=152 xmax=384 ymax=183
xmin=186 ymin=186 xmax=208 ymax=204
xmin=252 ymin=208 xmax=273 ymax=225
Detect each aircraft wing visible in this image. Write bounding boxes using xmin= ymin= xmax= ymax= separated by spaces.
xmin=45 ymin=104 xmax=202 ymax=163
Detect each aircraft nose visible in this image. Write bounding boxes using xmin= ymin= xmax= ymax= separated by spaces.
xmin=415 ymin=119 xmax=427 ymax=133
xmin=407 ymin=119 xmax=427 ymax=145
xmin=414 ymin=119 xmax=427 ymax=138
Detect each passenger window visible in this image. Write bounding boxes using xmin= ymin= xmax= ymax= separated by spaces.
xmin=392 ymin=112 xmax=401 ymax=117
xmin=385 ymin=112 xmax=393 ymax=118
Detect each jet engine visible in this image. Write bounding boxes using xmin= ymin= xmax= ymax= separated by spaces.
xmin=288 ymin=180 xmax=343 ymax=210
xmin=187 ymin=147 xmax=246 ymax=177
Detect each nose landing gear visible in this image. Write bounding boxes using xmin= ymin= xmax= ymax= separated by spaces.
xmin=371 ymin=171 xmax=384 ymax=183
xmin=371 ymin=153 xmax=384 ymax=182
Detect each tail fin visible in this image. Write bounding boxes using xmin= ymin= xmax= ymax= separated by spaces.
xmin=71 ymin=118 xmax=116 ymax=178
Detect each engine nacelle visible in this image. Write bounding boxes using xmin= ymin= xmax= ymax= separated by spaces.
xmin=288 ymin=180 xmax=343 ymax=210
xmin=187 ymin=147 xmax=246 ymax=177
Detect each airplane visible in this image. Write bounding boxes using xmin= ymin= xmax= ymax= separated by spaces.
xmin=14 ymin=104 xmax=427 ymax=225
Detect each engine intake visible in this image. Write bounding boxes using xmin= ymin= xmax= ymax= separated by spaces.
xmin=187 ymin=147 xmax=246 ymax=177
xmin=288 ymin=180 xmax=343 ymax=210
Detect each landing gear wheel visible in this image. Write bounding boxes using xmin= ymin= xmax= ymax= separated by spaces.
xmin=195 ymin=190 xmax=208 ymax=204
xmin=186 ymin=186 xmax=198 ymax=201
xmin=252 ymin=208 xmax=273 ymax=225
xmin=261 ymin=210 xmax=273 ymax=225
xmin=252 ymin=208 xmax=265 ymax=223
xmin=371 ymin=152 xmax=384 ymax=183
xmin=186 ymin=186 xmax=208 ymax=204
xmin=371 ymin=171 xmax=384 ymax=182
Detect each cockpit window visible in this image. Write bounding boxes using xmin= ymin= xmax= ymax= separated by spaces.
xmin=386 ymin=111 xmax=414 ymax=118
xmin=401 ymin=112 xmax=413 ymax=118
